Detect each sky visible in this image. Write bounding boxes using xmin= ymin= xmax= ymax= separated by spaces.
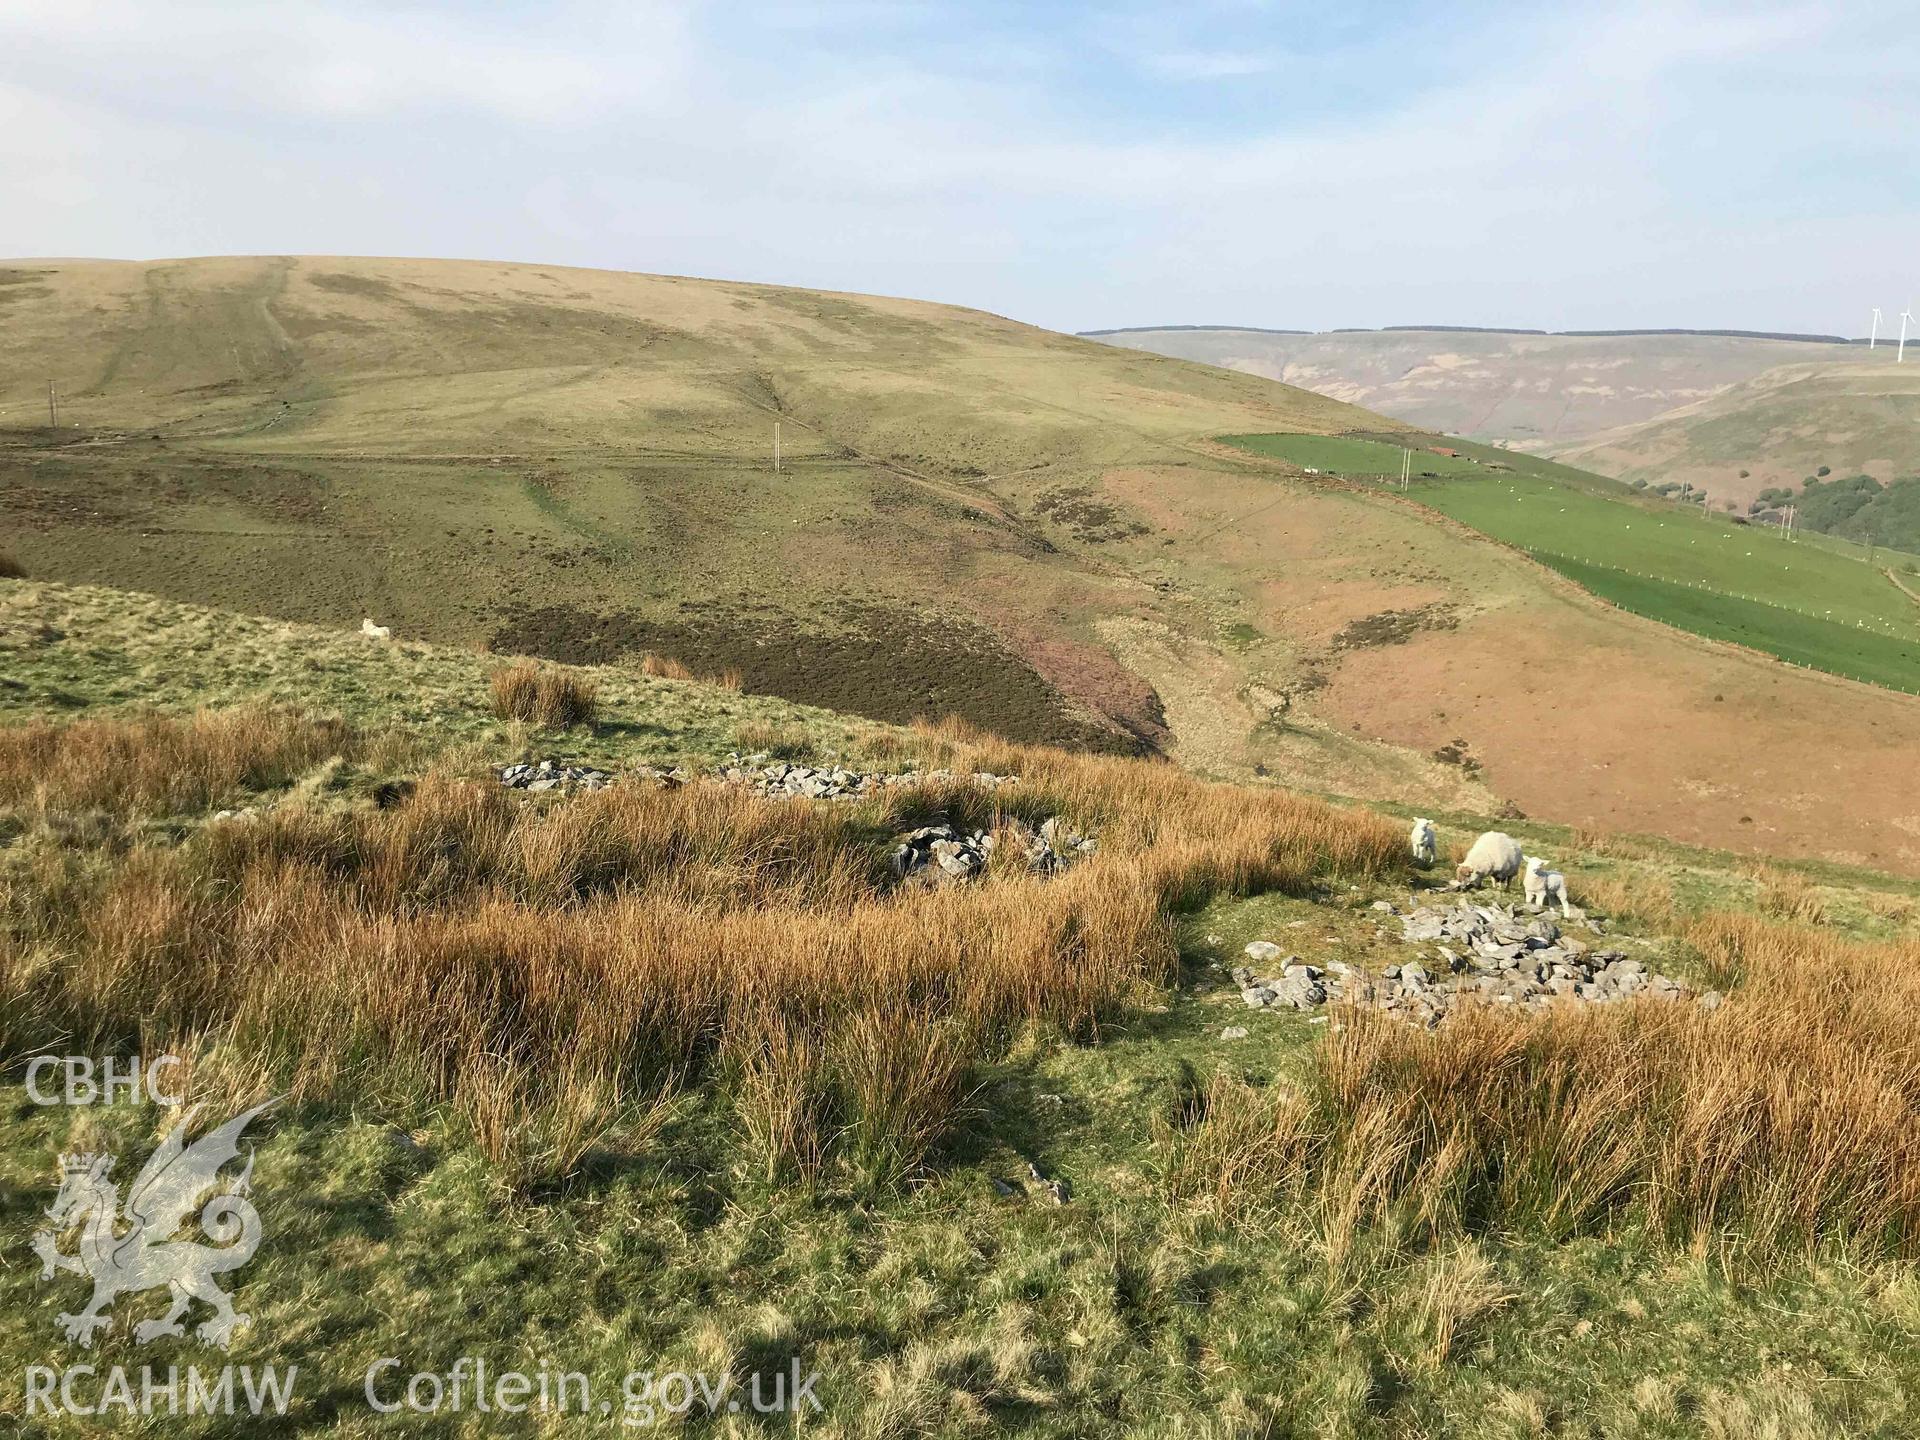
xmin=2 ymin=0 xmax=1914 ymax=335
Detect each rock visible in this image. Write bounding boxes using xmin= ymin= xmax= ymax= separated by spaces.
xmin=1220 ymin=1026 xmax=1249 ymax=1040
xmin=1371 ymin=896 xmax=1700 ymax=1028
xmin=1027 ymin=1161 xmax=1070 ymax=1205
xmin=1244 ymin=940 xmax=1284 ymax=963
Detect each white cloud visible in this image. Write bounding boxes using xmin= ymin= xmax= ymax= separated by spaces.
xmin=0 ymin=0 xmax=1912 ymax=333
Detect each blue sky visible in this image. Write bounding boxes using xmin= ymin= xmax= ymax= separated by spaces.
xmin=2 ymin=1 xmax=1913 ymax=334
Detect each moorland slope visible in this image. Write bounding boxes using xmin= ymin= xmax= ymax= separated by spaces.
xmin=1086 ymin=325 xmax=1872 ymax=453
xmin=6 ymin=256 xmax=1920 ymax=870
xmin=1553 ymin=359 xmax=1920 ymax=509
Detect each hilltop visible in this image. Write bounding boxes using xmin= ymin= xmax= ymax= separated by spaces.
xmin=7 ymin=257 xmax=1920 ymax=871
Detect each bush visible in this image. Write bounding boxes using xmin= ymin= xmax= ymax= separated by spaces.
xmin=0 ymin=550 xmax=23 ymax=579
xmin=489 ymin=661 xmax=598 ymax=728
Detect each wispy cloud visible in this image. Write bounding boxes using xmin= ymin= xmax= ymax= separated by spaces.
xmin=0 ymin=0 xmax=1910 ymax=333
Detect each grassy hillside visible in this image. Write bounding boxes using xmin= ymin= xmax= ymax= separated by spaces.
xmin=1553 ymin=359 xmax=1920 ymax=510
xmin=1088 ymin=326 xmax=1872 ymax=451
xmin=1224 ymin=433 xmax=1920 ymax=693
xmin=11 ymin=257 xmax=1920 ymax=874
xmin=7 ymin=578 xmax=1920 ymax=1435
xmin=0 ymin=255 xmax=1385 ymax=758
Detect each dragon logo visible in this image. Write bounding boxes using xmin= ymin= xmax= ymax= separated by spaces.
xmin=30 ymin=1100 xmax=274 ymax=1350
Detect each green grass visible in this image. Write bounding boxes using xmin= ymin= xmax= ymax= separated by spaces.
xmin=1221 ymin=431 xmax=1488 ymax=480
xmin=1224 ymin=432 xmax=1920 ymax=692
xmin=7 ymin=580 xmax=1920 ymax=1435
xmin=1548 ymin=556 xmax=1920 ymax=692
xmin=7 ymin=888 xmax=1919 ymax=1436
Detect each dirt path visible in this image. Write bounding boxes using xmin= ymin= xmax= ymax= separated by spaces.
xmin=1887 ymin=567 xmax=1920 ymax=610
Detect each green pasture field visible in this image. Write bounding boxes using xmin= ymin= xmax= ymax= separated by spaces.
xmin=1548 ymin=556 xmax=1920 ymax=693
xmin=1221 ymin=431 xmax=1488 ymax=480
xmin=1224 ymin=432 xmax=1920 ymax=692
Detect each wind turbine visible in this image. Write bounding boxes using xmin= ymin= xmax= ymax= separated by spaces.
xmin=1901 ymin=307 xmax=1914 ymax=364
xmin=1870 ymin=307 xmax=1882 ymax=349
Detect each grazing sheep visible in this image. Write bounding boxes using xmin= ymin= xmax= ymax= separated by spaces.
xmin=1455 ymin=831 xmax=1524 ymax=889
xmin=1523 ymin=856 xmax=1572 ymax=916
xmin=360 ymin=618 xmax=392 ymax=642
xmin=1410 ymin=817 xmax=1437 ymax=868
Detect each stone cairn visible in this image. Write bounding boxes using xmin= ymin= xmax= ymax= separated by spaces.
xmin=496 ymin=755 xmax=1094 ymax=888
xmin=1233 ymin=897 xmax=1720 ymax=1029
xmin=891 ymin=816 xmax=1098 ymax=889
xmin=714 ymin=756 xmax=1019 ymax=801
xmin=497 ymin=759 xmax=614 ymax=792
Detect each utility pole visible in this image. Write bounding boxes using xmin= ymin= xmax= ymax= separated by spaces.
xmin=48 ymin=381 xmax=57 ymax=429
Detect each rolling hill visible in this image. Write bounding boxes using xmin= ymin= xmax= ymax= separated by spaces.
xmin=1084 ymin=325 xmax=1874 ymax=452
xmin=7 ymin=256 xmax=1920 ymax=871
xmin=1551 ymin=359 xmax=1920 ymax=511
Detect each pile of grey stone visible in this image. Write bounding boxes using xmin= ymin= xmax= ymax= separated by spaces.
xmin=1232 ymin=898 xmax=1719 ymax=1028
xmin=893 ymin=824 xmax=996 ymax=887
xmin=890 ymin=815 xmax=1098 ymax=888
xmin=496 ymin=759 xmax=613 ymax=793
xmin=715 ymin=755 xmax=1019 ymax=801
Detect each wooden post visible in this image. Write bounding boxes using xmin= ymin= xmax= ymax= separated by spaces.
xmin=48 ymin=381 xmax=57 ymax=429
xmin=774 ymin=421 xmax=782 ymax=474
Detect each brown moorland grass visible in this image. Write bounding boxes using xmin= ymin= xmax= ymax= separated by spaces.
xmin=488 ymin=659 xmax=599 ymax=728
xmin=1171 ymin=911 xmax=1920 ymax=1259
xmin=0 ymin=708 xmax=1403 ymax=1188
xmin=641 ymin=653 xmax=743 ymax=691
xmin=0 ymin=705 xmax=353 ymax=817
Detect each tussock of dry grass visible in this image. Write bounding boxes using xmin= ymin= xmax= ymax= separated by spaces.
xmin=1752 ymin=865 xmax=1830 ymax=926
xmin=1575 ymin=873 xmax=1678 ymax=932
xmin=641 ymin=652 xmax=743 ymax=691
xmin=1174 ymin=912 xmax=1920 ymax=1258
xmin=0 ymin=708 xmax=1402 ymax=1190
xmin=0 ymin=705 xmax=351 ymax=816
xmin=488 ymin=660 xmax=598 ymax=728
xmin=639 ymin=652 xmax=694 ymax=681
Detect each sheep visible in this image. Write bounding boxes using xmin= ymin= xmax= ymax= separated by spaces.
xmin=1523 ymin=856 xmax=1572 ymax=916
xmin=1409 ymin=817 xmax=1437 ymax=868
xmin=1455 ymin=830 xmax=1524 ymax=889
xmin=360 ymin=618 xmax=392 ymax=642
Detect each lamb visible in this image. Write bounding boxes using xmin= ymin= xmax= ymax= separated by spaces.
xmin=360 ymin=618 xmax=392 ymax=642
xmin=1454 ymin=830 xmax=1523 ymax=889
xmin=1523 ymin=856 xmax=1572 ymax=916
xmin=1409 ymin=817 xmax=1437 ymax=868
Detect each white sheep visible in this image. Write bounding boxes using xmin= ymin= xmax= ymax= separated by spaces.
xmin=1455 ymin=831 xmax=1524 ymax=889
xmin=1409 ymin=817 xmax=1437 ymax=868
xmin=1523 ymin=856 xmax=1572 ymax=916
xmin=360 ymin=618 xmax=392 ymax=642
